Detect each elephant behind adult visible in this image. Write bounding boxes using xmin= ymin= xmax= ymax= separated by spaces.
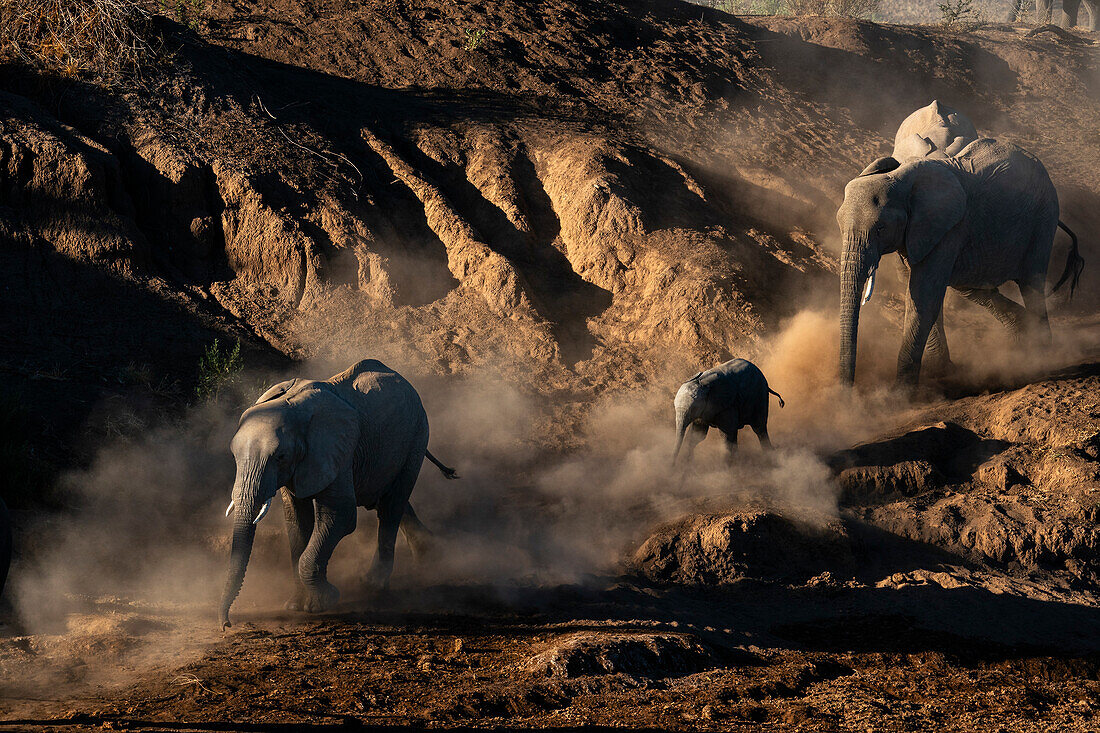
xmin=838 ymin=138 xmax=1084 ymax=387
xmin=219 ymin=359 xmax=458 ymax=628
xmin=892 ymin=100 xmax=978 ymax=161
xmin=1035 ymin=0 xmax=1097 ymax=31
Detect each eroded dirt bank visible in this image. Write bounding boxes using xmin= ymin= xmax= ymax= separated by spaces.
xmin=1 ymin=0 xmax=1099 ymax=730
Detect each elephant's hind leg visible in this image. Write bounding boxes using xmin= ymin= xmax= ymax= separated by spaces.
xmin=281 ymin=487 xmax=315 ymax=611
xmin=367 ymin=453 xmax=425 ymax=589
xmin=751 ymin=423 xmax=772 ymax=450
xmin=400 ymin=502 xmax=433 ymax=561
xmin=957 ymin=287 xmax=1028 ymax=337
xmin=1018 ymin=279 xmax=1052 ymax=346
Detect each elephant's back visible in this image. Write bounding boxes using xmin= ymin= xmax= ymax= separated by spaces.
xmin=955 ymin=139 xmax=1054 ymax=202
xmin=705 ymin=358 xmax=766 ymax=385
xmin=345 ymin=369 xmax=427 ymax=432
xmin=700 ymin=359 xmax=769 ymax=418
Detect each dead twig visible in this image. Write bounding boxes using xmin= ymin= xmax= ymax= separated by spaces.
xmin=253 ymin=95 xmax=364 ymax=197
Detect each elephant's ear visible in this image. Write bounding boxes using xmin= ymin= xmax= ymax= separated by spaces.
xmin=859 ymin=156 xmax=900 ymax=177
xmin=292 ymin=389 xmax=361 ymax=499
xmin=904 ymin=163 xmax=966 ymax=265
xmin=255 ymin=379 xmax=299 ymax=405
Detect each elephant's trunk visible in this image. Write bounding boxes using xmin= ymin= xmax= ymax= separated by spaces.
xmin=218 ymin=459 xmax=275 ymax=628
xmin=672 ymin=409 xmax=689 ymax=465
xmin=840 ymin=235 xmax=875 ymax=387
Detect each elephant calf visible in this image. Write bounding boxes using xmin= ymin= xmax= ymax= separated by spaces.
xmin=219 ymin=359 xmax=458 ymax=628
xmin=673 ymin=358 xmax=784 ymax=464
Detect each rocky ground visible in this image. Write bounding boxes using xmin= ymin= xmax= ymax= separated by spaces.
xmin=0 ymin=0 xmax=1098 ymax=730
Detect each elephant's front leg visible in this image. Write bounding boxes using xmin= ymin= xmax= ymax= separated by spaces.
xmin=281 ymin=487 xmax=315 ymax=611
xmin=297 ymin=472 xmax=357 ymax=613
xmin=721 ymin=428 xmax=738 ymax=464
xmin=1036 ymin=0 xmax=1054 ymax=23
xmin=680 ymin=423 xmax=709 ymax=464
xmin=897 ymin=270 xmax=950 ymax=388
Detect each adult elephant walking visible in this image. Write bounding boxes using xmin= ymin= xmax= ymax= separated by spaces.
xmin=838 ymin=138 xmax=1084 ymax=388
xmin=219 ymin=359 xmax=458 ymax=628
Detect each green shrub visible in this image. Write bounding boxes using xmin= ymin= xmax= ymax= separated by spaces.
xmin=194 ymin=338 xmax=243 ymax=403
xmin=464 ymin=28 xmax=487 ymax=51
xmin=938 ymin=0 xmax=980 ymax=26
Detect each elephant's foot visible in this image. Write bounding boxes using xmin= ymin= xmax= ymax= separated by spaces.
xmin=924 ymin=356 xmax=956 ymax=379
xmin=289 ymin=581 xmax=339 ymax=613
xmin=363 ymin=562 xmax=394 ymax=592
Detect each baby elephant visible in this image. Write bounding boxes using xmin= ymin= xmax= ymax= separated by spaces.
xmin=673 ymin=358 xmax=784 ymax=464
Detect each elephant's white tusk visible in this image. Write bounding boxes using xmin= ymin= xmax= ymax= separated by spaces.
xmin=225 ymin=500 xmax=235 ymax=518
xmin=861 ymin=266 xmax=877 ymax=305
xmin=253 ymin=499 xmax=271 ymax=525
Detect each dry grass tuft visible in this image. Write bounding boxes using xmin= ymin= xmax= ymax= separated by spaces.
xmin=783 ymin=0 xmax=883 ymax=17
xmin=703 ymin=0 xmax=882 ymax=19
xmin=0 ymin=0 xmax=161 ymax=76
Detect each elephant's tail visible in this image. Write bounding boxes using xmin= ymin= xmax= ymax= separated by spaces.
xmin=1049 ymin=221 xmax=1085 ymax=298
xmin=426 ymin=450 xmax=460 ymax=480
xmin=768 ymin=388 xmax=785 ymax=408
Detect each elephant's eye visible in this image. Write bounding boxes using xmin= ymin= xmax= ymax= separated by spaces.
xmin=872 ymin=196 xmax=881 ymax=206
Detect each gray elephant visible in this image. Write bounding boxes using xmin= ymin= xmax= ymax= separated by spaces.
xmin=892 ymin=100 xmax=977 ymax=161
xmin=219 ymin=359 xmax=458 ymax=628
xmin=673 ymin=358 xmax=784 ymax=464
xmin=1036 ymin=0 xmax=1097 ymax=31
xmin=838 ymin=138 xmax=1084 ymax=388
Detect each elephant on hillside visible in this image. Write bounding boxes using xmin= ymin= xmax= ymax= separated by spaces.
xmin=838 ymin=138 xmax=1084 ymax=388
xmin=673 ymin=358 xmax=784 ymax=464
xmin=892 ymin=100 xmax=977 ymax=161
xmin=1035 ymin=0 xmax=1097 ymax=31
xmin=219 ymin=359 xmax=458 ymax=628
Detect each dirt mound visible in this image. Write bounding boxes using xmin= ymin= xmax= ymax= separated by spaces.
xmin=630 ymin=511 xmax=854 ymax=586
xmin=524 ymin=632 xmax=726 ymax=679
xmin=835 ymin=366 xmax=1100 ymax=586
